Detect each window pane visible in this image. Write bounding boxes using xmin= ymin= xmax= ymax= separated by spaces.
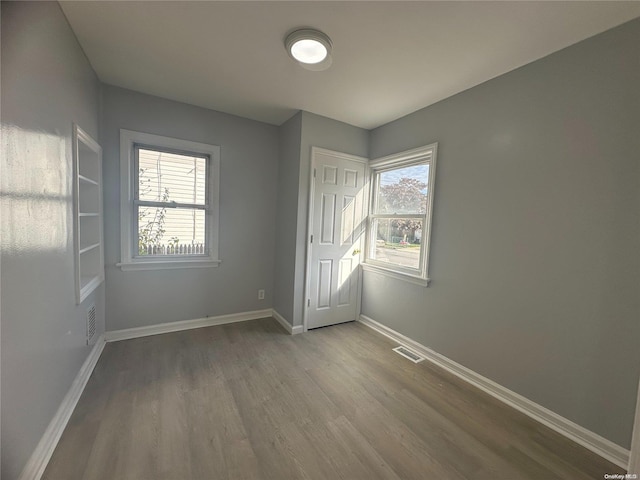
xmin=376 ymin=164 xmax=429 ymax=214
xmin=138 ymin=207 xmax=205 ymax=256
xmin=371 ymin=218 xmax=422 ymax=269
xmin=138 ymin=148 xmax=207 ymax=205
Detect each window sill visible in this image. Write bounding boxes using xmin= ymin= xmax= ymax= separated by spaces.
xmin=117 ymin=258 xmax=221 ymax=271
xmin=362 ymin=263 xmax=430 ymax=287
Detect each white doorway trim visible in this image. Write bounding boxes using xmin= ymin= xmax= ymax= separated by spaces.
xmin=303 ymin=146 xmax=369 ymax=332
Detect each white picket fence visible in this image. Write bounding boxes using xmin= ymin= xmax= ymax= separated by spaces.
xmin=141 ymin=243 xmax=206 ymax=255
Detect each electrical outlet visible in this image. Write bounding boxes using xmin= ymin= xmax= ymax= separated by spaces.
xmin=258 ymin=289 xmax=265 ymax=300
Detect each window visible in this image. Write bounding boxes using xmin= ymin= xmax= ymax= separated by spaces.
xmin=364 ymin=144 xmax=437 ymax=286
xmin=118 ymin=130 xmax=220 ymax=271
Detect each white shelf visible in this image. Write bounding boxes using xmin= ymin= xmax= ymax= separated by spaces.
xmin=80 ymin=274 xmax=99 ymax=289
xmin=74 ymin=124 xmax=104 ymax=305
xmin=79 ymin=174 xmax=99 ymax=186
xmin=79 ymin=243 xmax=100 ymax=254
xmin=79 ymin=275 xmax=103 ymax=303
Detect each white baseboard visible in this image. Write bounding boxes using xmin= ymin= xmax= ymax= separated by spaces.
xmin=105 ymin=308 xmax=273 ymax=342
xmin=272 ymin=309 xmax=304 ymax=335
xmin=358 ymin=314 xmax=630 ymax=469
xmin=628 ymin=381 xmax=640 ymax=473
xmin=19 ymin=309 xmax=302 ymax=480
xmin=18 ymin=335 xmax=106 ymax=480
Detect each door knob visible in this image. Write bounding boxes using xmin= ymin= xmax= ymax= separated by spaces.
xmin=352 ymin=249 xmax=361 ymax=255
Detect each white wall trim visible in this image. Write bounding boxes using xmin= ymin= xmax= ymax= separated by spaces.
xmin=272 ymin=309 xmax=304 ymax=335
xmin=19 ymin=310 xmax=296 ymax=480
xmin=628 ymin=379 xmax=640 ymax=473
xmin=18 ymin=335 xmax=106 ymax=480
xmin=357 ymin=314 xmax=630 ymax=469
xmin=116 ymin=258 xmax=221 ymax=271
xmin=362 ymin=263 xmax=430 ymax=287
xmin=105 ymin=309 xmax=273 ymax=342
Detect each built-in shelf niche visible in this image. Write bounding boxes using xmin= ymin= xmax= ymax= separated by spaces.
xmin=73 ymin=124 xmax=104 ymax=304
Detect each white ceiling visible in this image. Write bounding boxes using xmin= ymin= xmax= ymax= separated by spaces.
xmin=60 ymin=1 xmax=640 ymax=129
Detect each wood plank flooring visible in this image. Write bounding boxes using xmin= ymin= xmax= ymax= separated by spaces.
xmin=43 ymin=318 xmax=624 ymax=479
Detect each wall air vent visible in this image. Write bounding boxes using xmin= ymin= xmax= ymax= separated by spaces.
xmin=393 ymin=346 xmax=424 ymax=363
xmin=86 ymin=304 xmax=97 ymax=346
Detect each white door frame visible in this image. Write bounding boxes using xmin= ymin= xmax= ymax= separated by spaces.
xmin=303 ymin=147 xmax=369 ymax=332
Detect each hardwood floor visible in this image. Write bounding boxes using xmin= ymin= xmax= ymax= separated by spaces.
xmin=43 ymin=318 xmax=624 ymax=479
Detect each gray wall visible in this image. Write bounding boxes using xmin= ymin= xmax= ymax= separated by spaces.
xmin=101 ymin=86 xmax=279 ymax=331
xmin=1 ymin=2 xmax=104 ymax=479
xmin=292 ymin=112 xmax=369 ymax=326
xmin=2 ymin=6 xmax=636 ymax=478
xmin=272 ymin=111 xmax=369 ymax=326
xmin=363 ymin=18 xmax=640 ymax=448
xmin=273 ymin=112 xmax=302 ymax=323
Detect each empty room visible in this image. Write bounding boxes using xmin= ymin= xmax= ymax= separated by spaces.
xmin=2 ymin=1 xmax=640 ymax=479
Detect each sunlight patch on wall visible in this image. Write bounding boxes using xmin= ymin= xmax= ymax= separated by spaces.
xmin=1 ymin=125 xmax=70 ymax=253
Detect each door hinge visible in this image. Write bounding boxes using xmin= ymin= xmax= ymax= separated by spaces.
xmin=307 ymin=299 xmax=310 ymax=307
xmin=310 ymin=235 xmax=313 ymax=244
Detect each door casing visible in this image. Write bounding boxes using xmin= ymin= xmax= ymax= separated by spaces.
xmin=303 ymin=146 xmax=369 ymax=332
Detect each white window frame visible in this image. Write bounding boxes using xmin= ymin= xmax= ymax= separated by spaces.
xmin=118 ymin=129 xmax=221 ymax=271
xmin=363 ymin=143 xmax=437 ymax=286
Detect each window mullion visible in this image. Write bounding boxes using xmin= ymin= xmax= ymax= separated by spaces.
xmin=135 ymin=199 xmax=208 ymax=210
xmin=370 ymin=213 xmax=425 ymax=220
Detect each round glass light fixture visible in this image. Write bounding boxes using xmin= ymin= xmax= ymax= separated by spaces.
xmin=285 ymin=29 xmax=332 ymax=71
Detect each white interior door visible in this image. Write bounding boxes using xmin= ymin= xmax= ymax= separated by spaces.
xmin=307 ymin=148 xmax=367 ymax=329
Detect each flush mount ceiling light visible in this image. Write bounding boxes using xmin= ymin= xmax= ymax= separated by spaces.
xmin=285 ymin=28 xmax=332 ymax=71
